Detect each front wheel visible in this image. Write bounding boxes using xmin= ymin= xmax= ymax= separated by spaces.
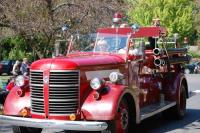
xmin=105 ymin=98 xmax=133 ymax=133
xmin=13 ymin=126 xmax=42 ymax=133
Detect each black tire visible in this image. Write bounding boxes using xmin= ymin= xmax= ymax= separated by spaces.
xmin=105 ymin=98 xmax=134 ymax=133
xmin=13 ymin=126 xmax=42 ymax=133
xmin=163 ymin=83 xmax=186 ymax=119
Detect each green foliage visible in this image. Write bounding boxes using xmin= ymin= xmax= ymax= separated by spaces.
xmin=0 ymin=36 xmax=34 ymax=60
xmin=188 ymin=51 xmax=200 ymax=58
xmin=127 ymin=0 xmax=196 ymax=44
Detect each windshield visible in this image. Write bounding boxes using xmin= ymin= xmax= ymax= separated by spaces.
xmin=94 ymin=33 xmax=128 ymax=53
xmin=55 ymin=33 xmax=129 ymax=56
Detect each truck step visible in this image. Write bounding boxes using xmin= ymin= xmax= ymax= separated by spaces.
xmin=140 ymin=101 xmax=176 ymax=121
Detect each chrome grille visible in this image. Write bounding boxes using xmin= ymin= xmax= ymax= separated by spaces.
xmin=49 ymin=70 xmax=79 ymax=115
xmin=30 ymin=70 xmax=44 ymax=114
xmin=30 ymin=70 xmax=79 ymax=116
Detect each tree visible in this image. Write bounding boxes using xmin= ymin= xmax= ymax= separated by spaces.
xmin=0 ymin=0 xmax=128 ymax=59
xmin=194 ymin=0 xmax=200 ymax=46
xmin=127 ymin=0 xmax=196 ymax=44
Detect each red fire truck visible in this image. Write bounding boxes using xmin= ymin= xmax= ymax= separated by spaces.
xmin=0 ymin=14 xmax=189 ymax=133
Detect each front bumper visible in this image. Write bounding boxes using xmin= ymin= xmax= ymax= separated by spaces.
xmin=0 ymin=115 xmax=108 ymax=131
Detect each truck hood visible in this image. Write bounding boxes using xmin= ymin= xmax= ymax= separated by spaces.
xmin=31 ymin=53 xmax=125 ymax=70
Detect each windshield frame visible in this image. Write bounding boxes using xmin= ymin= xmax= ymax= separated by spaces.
xmin=93 ymin=33 xmax=129 ymax=54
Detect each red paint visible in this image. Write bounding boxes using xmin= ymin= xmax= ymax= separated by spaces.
xmin=3 ymin=86 xmax=30 ymax=115
xmin=81 ymin=84 xmax=126 ymax=120
xmin=3 ymin=21 xmax=188 ymax=129
xmin=43 ymin=70 xmax=50 ymax=118
xmin=6 ymin=80 xmax=15 ymax=91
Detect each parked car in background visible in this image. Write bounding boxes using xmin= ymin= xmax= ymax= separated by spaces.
xmin=0 ymin=60 xmax=15 ymax=75
xmin=185 ymin=61 xmax=200 ymax=74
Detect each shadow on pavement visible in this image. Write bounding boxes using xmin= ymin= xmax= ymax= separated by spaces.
xmin=137 ymin=108 xmax=200 ymax=133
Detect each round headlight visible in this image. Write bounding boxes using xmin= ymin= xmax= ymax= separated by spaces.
xmin=90 ymin=78 xmax=104 ymax=90
xmin=15 ymin=75 xmax=25 ymax=87
xmin=109 ymin=72 xmax=123 ymax=83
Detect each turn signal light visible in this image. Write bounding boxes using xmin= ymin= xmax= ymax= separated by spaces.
xmin=69 ymin=114 xmax=76 ymax=121
xmin=93 ymin=91 xmax=100 ymax=100
xmin=16 ymin=89 xmax=24 ymax=97
xmin=19 ymin=107 xmax=30 ymax=117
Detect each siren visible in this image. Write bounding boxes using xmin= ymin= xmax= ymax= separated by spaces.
xmin=112 ymin=12 xmax=122 ymax=24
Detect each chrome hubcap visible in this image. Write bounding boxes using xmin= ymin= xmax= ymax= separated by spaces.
xmin=120 ymin=108 xmax=128 ymax=129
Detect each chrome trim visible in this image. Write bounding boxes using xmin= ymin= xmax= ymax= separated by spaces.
xmin=140 ymin=102 xmax=176 ymax=121
xmin=31 ymin=98 xmax=44 ymax=101
xmin=49 ymin=84 xmax=79 ymax=87
xmin=30 ymin=84 xmax=44 ymax=87
xmin=30 ymin=70 xmax=43 ymax=72
xmin=50 ymin=70 xmax=79 ymax=72
xmin=0 ymin=115 xmax=107 ymax=131
xmin=49 ymin=99 xmax=78 ymax=102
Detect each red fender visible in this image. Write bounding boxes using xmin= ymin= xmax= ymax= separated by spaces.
xmin=3 ymin=86 xmax=30 ymax=115
xmin=81 ymin=84 xmax=127 ymax=120
xmin=6 ymin=80 xmax=15 ymax=91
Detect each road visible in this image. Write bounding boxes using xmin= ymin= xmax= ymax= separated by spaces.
xmin=0 ymin=74 xmax=200 ymax=133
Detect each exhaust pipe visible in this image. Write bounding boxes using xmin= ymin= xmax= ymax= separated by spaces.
xmin=153 ymin=48 xmax=163 ymax=56
xmin=154 ymin=58 xmax=165 ymax=66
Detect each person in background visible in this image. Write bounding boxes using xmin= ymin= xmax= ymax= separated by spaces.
xmin=12 ymin=60 xmax=21 ymax=77
xmin=20 ymin=58 xmax=29 ymax=76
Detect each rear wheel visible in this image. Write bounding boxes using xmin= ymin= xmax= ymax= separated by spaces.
xmin=13 ymin=126 xmax=42 ymax=133
xmin=175 ymin=83 xmax=187 ymax=119
xmin=163 ymin=83 xmax=186 ymax=119
xmin=105 ymin=98 xmax=134 ymax=133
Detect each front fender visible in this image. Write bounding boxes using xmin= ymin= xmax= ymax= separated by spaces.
xmin=3 ymin=86 xmax=30 ymax=115
xmin=81 ymin=84 xmax=127 ymax=120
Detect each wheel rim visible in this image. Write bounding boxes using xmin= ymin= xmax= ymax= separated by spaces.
xmin=179 ymin=85 xmax=186 ymax=116
xmin=115 ymin=100 xmax=129 ymax=133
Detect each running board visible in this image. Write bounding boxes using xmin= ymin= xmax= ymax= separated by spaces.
xmin=140 ymin=101 xmax=176 ymax=121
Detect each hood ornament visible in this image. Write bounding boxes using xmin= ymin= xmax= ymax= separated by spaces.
xmin=43 ymin=76 xmax=49 ymax=84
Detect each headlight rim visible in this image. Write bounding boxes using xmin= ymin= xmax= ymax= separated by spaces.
xmin=109 ymin=72 xmax=124 ymax=83
xmin=15 ymin=75 xmax=25 ymax=87
xmin=90 ymin=77 xmax=105 ymax=90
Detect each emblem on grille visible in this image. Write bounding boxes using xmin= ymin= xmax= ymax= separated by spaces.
xmin=43 ymin=76 xmax=49 ymax=84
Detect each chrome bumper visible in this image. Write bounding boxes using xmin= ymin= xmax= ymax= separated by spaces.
xmin=0 ymin=115 xmax=108 ymax=131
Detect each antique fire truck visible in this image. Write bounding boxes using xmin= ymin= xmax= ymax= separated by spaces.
xmin=0 ymin=13 xmax=189 ymax=133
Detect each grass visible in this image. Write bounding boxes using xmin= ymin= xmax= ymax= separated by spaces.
xmin=0 ymin=75 xmax=11 ymax=82
xmin=0 ymin=75 xmax=11 ymax=90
